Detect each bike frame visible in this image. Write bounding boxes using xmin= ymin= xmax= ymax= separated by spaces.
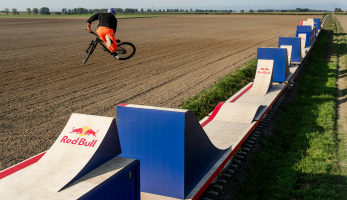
xmin=89 ymin=31 xmax=120 ymax=54
xmin=88 ymin=31 xmax=111 ymax=53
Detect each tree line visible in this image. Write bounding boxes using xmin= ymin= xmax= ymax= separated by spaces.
xmin=2 ymin=7 xmax=337 ymax=15
xmin=2 ymin=7 xmax=50 ymax=15
xmin=58 ymin=8 xmax=138 ymax=15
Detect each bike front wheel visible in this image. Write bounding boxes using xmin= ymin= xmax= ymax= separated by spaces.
xmin=83 ymin=40 xmax=97 ymax=64
xmin=116 ymin=42 xmax=136 ymax=60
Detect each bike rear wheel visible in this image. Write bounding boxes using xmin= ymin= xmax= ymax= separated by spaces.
xmin=116 ymin=42 xmax=136 ymax=60
xmin=83 ymin=40 xmax=97 ymax=64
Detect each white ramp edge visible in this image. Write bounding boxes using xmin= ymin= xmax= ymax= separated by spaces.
xmin=213 ymin=102 xmax=265 ymax=124
xmin=280 ymin=45 xmax=292 ymax=76
xmin=298 ymin=33 xmax=307 ymax=57
xmin=249 ymin=59 xmax=274 ymax=96
xmin=203 ymin=102 xmax=265 ymax=149
xmin=302 ymin=20 xmax=315 ymax=30
xmin=13 ymin=113 xmax=121 ymax=192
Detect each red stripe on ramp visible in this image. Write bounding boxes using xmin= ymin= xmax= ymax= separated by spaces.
xmin=0 ymin=152 xmax=46 ymax=180
xmin=117 ymin=104 xmax=128 ymax=107
xmin=229 ymin=83 xmax=253 ymax=103
xmin=201 ymin=102 xmax=225 ymax=127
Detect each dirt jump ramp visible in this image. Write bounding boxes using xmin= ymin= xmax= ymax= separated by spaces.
xmin=0 ymin=113 xmax=140 ymax=199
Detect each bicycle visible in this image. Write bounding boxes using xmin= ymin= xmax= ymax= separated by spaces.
xmin=83 ymin=30 xmax=136 ymax=64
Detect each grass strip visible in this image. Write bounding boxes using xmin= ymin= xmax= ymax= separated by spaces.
xmin=179 ymin=59 xmax=256 ymax=120
xmin=234 ymin=14 xmax=347 ymax=199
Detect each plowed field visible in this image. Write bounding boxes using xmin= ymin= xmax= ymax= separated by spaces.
xmin=0 ymin=14 xmax=321 ymax=170
xmin=337 ymin=15 xmax=347 ymax=33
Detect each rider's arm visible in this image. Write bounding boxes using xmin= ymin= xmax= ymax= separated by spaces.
xmin=86 ymin=13 xmax=99 ymax=32
xmin=87 ymin=13 xmax=99 ymax=24
xmin=87 ymin=23 xmax=92 ymax=32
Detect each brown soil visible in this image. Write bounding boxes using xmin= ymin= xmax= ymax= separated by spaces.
xmin=0 ymin=15 xmax=321 ymax=170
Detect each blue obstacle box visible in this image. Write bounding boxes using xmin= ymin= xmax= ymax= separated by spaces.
xmin=278 ymin=37 xmax=301 ymax=63
xmin=117 ymin=105 xmax=227 ymax=199
xmin=257 ymin=48 xmax=287 ymax=83
xmin=296 ymin=25 xmax=314 ymax=46
xmin=314 ymin=18 xmax=321 ymax=34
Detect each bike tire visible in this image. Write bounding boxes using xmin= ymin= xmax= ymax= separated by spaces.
xmin=116 ymin=42 xmax=136 ymax=60
xmin=83 ymin=40 xmax=97 ymax=64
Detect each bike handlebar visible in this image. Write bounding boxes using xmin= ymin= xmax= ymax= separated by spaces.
xmin=87 ymin=29 xmax=98 ymax=37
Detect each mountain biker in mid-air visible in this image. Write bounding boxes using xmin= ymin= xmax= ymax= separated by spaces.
xmin=86 ymin=8 xmax=119 ymax=59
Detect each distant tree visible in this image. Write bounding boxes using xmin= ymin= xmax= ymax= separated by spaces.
xmin=257 ymin=9 xmax=261 ymax=12
xmin=124 ymin=8 xmax=135 ymax=13
xmin=335 ymin=8 xmax=343 ymax=12
xmin=141 ymin=8 xmax=143 ymax=12
xmin=27 ymin=8 xmax=31 ymax=15
xmin=40 ymin=7 xmax=50 ymax=15
xmin=68 ymin=9 xmax=72 ymax=14
xmin=249 ymin=9 xmax=254 ymax=13
xmin=5 ymin=8 xmax=9 ymax=15
xmin=115 ymin=8 xmax=123 ymax=13
xmin=32 ymin=8 xmax=38 ymax=15
xmin=12 ymin=8 xmax=17 ymax=15
xmin=88 ymin=9 xmax=93 ymax=14
xmin=55 ymin=12 xmax=61 ymax=15
xmin=240 ymin=9 xmax=244 ymax=13
xmin=76 ymin=7 xmax=84 ymax=14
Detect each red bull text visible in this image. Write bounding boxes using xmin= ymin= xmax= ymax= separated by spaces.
xmin=257 ymin=67 xmax=270 ymax=74
xmin=60 ymin=136 xmax=97 ymax=147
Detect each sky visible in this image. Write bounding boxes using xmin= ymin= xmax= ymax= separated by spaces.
xmin=2 ymin=0 xmax=346 ymax=11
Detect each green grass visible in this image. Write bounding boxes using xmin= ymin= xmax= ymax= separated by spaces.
xmin=179 ymin=59 xmax=257 ymax=120
xmin=234 ymin=14 xmax=347 ymax=199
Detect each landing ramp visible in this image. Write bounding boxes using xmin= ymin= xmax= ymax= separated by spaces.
xmin=14 ymin=113 xmax=122 ymax=192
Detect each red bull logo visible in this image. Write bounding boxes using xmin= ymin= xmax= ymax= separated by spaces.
xmin=61 ymin=126 xmax=99 ymax=147
xmin=70 ymin=126 xmax=98 ymax=137
xmin=257 ymin=67 xmax=270 ymax=74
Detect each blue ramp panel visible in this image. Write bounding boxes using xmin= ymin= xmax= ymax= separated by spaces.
xmin=278 ymin=37 xmax=301 ymax=63
xmin=296 ymin=25 xmax=312 ymax=46
xmin=117 ymin=105 xmax=226 ymax=199
xmin=314 ymin=18 xmax=321 ymax=31
xmin=257 ymin=48 xmax=287 ymax=83
xmin=84 ymin=160 xmax=140 ymax=200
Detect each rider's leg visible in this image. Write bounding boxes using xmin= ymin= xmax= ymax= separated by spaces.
xmin=96 ymin=27 xmax=118 ymax=53
xmin=104 ymin=28 xmax=118 ymax=53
